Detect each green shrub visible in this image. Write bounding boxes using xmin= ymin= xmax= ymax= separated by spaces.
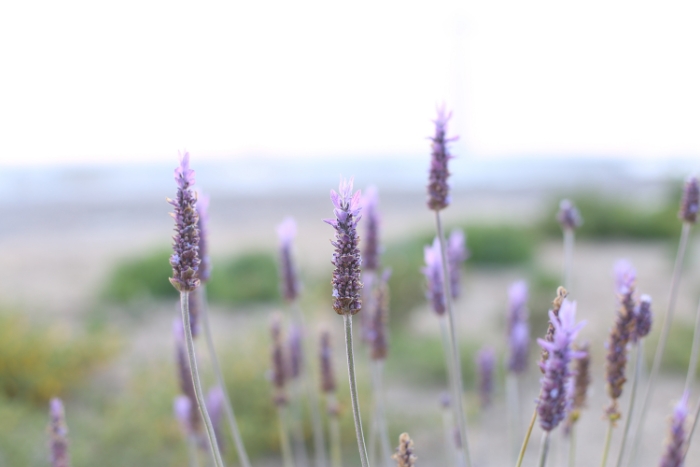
xmin=464 ymin=225 xmax=536 ymax=265
xmin=102 ymin=249 xmax=177 ymax=303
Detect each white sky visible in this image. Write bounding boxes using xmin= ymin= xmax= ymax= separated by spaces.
xmin=1 ymin=0 xmax=699 ymax=166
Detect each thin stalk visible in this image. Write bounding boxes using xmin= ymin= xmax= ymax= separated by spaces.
xmin=615 ymin=342 xmax=642 ymax=467
xmin=290 ymin=380 xmax=311 ymax=467
xmin=600 ymin=420 xmax=614 ymax=467
xmin=563 ymin=228 xmax=574 ymax=291
xmin=506 ymin=373 xmax=521 ymax=463
xmin=368 ymin=363 xmax=379 ymax=467
xmin=327 ymin=394 xmax=342 ymax=467
xmin=631 ymin=222 xmax=691 ymax=462
xmin=684 ymin=298 xmax=700 ymax=394
xmin=278 ymin=406 xmax=296 ymax=467
xmin=441 ymin=405 xmax=458 ymax=467
xmin=186 ymin=435 xmax=201 ymax=467
xmin=435 ymin=211 xmax=472 ymax=467
xmin=292 ymin=301 xmax=328 ymax=467
xmin=180 ymin=291 xmax=225 ymax=467
xmin=568 ymin=425 xmax=576 ymax=467
xmin=515 ymin=409 xmax=537 ymax=467
xmin=200 ymin=285 xmax=252 ymax=467
xmin=439 ymin=317 xmax=463 ymax=467
xmin=683 ymin=397 xmax=700 ymax=462
xmin=537 ymin=432 xmax=551 ymax=467
xmin=373 ymin=360 xmax=392 ymax=467
xmin=343 ymin=314 xmax=370 ymax=467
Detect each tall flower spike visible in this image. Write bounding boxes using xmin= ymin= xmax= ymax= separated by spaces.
xmin=679 ymin=175 xmax=699 ymax=224
xmin=362 ymin=186 xmax=381 ymax=272
xmin=564 ymin=342 xmax=591 ymax=435
xmin=269 ymin=314 xmax=288 ymax=406
xmin=427 ymin=106 xmax=456 ymax=211
xmin=539 ymin=286 xmax=568 ymax=370
xmin=277 ymin=217 xmax=300 ymax=302
xmin=557 ymin=199 xmax=582 ymax=230
xmin=476 ymin=347 xmax=496 ymax=409
xmin=422 ymin=237 xmax=446 ymax=315
xmin=658 ymin=393 xmax=689 ymax=467
xmin=319 ymin=328 xmax=336 ymax=394
xmin=447 ymin=229 xmax=469 ymax=300
xmin=368 ymin=268 xmax=391 ymax=360
xmin=633 ymin=294 xmax=653 ymax=343
xmin=287 ymin=324 xmax=303 ymax=380
xmin=49 ymin=398 xmax=70 ymax=467
xmin=392 ymin=433 xmax=417 ymax=467
xmin=196 ymin=191 xmax=211 ymax=283
xmin=173 ymin=319 xmax=201 ymax=432
xmin=507 ymin=281 xmax=530 ymax=374
xmin=324 ymin=178 xmax=363 ymax=315
xmin=168 ymin=152 xmax=201 ymax=292
xmin=537 ymin=299 xmax=586 ymax=431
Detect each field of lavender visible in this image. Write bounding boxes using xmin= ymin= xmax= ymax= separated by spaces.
xmin=1 ymin=116 xmax=700 ymax=467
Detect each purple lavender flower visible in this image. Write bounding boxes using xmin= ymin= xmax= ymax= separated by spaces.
xmin=679 ymin=175 xmax=699 ymax=224
xmin=614 ymin=259 xmax=636 ymax=297
xmin=557 ymin=199 xmax=582 ymax=230
xmin=476 ymin=347 xmax=496 ymax=409
xmin=206 ymin=386 xmax=226 ymax=452
xmin=633 ymin=294 xmax=653 ymax=343
xmin=658 ymin=394 xmax=689 ymax=467
xmin=427 ymin=106 xmax=457 ymax=211
xmin=537 ymin=299 xmax=586 ymax=432
xmin=287 ymin=324 xmax=303 ymax=380
xmin=368 ymin=268 xmax=391 ymax=360
xmin=277 ymin=217 xmax=300 ymax=302
xmin=392 ymin=433 xmax=417 ymax=467
xmin=422 ymin=237 xmax=445 ymax=316
xmin=269 ymin=314 xmax=288 ymax=406
xmin=362 ymin=186 xmax=381 ymax=272
xmin=49 ymin=398 xmax=70 ymax=467
xmin=324 ymin=178 xmax=363 ymax=315
xmin=319 ymin=329 xmax=336 ymax=394
xmin=507 ymin=281 xmax=529 ymax=335
xmin=196 ymin=190 xmax=211 ymax=283
xmin=507 ymin=281 xmax=530 ymax=374
xmin=173 ymin=319 xmax=200 ymax=432
xmin=168 ymin=152 xmax=201 ymax=292
xmin=564 ymin=342 xmax=591 ymax=435
xmin=174 ymin=395 xmax=195 ymax=437
xmin=447 ymin=229 xmax=469 ymax=300
xmin=539 ymin=287 xmax=569 ymax=370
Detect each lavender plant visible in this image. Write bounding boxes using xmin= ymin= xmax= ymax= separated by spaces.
xmin=659 ymin=394 xmax=689 ymax=467
xmin=392 ymin=433 xmax=417 ymax=467
xmin=361 ymin=186 xmax=381 ymax=342
xmin=475 ymin=347 xmax=495 ymax=410
xmin=49 ymin=398 xmax=70 ymax=467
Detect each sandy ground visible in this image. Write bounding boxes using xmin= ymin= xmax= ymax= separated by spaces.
xmin=1 ymin=187 xmax=699 ymax=466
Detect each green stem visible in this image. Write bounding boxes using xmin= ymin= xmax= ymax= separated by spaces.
xmin=327 ymin=394 xmax=343 ymax=467
xmin=343 ymin=314 xmax=370 ymax=467
xmin=435 ymin=211 xmax=472 ymax=467
xmin=685 ymin=298 xmax=700 ymax=395
xmin=537 ymin=432 xmax=550 ymax=467
xmin=506 ymin=373 xmax=521 ymax=463
xmin=441 ymin=404 xmax=457 ymax=466
xmin=600 ymin=420 xmax=614 ymax=467
xmin=568 ymin=424 xmax=576 ymax=467
xmin=180 ymin=291 xmax=225 ymax=467
xmin=563 ymin=228 xmax=574 ymax=291
xmin=615 ymin=342 xmax=642 ymax=467
xmin=186 ymin=434 xmax=201 ymax=467
xmin=278 ymin=406 xmax=296 ymax=467
xmin=515 ymin=409 xmax=537 ymax=467
xmin=373 ymin=360 xmax=392 ymax=467
xmin=200 ymin=285 xmax=251 ymax=467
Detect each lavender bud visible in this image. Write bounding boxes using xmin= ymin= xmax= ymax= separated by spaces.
xmin=447 ymin=229 xmax=469 ymax=300
xmin=319 ymin=328 xmax=336 ymax=394
xmin=427 ymin=106 xmax=456 ymax=211
xmin=679 ymin=175 xmax=699 ymax=224
xmin=658 ymin=393 xmax=689 ymax=467
xmin=564 ymin=342 xmax=591 ymax=435
xmin=537 ymin=300 xmax=586 ymax=432
xmin=557 ymin=199 xmax=582 ymax=230
xmin=507 ymin=281 xmax=530 ymax=374
xmin=49 ymin=398 xmax=70 ymax=467
xmin=287 ymin=324 xmax=303 ymax=380
xmin=324 ymin=178 xmax=363 ymax=315
xmin=633 ymin=294 xmax=653 ymax=343
xmin=168 ymin=152 xmax=201 ymax=292
xmin=362 ymin=186 xmax=381 ymax=272
xmin=507 ymin=281 xmax=529 ymax=336
xmin=173 ymin=319 xmax=200 ymax=432
xmin=206 ymin=386 xmax=226 ymax=452
xmin=392 ymin=433 xmax=417 ymax=467
xmin=422 ymin=237 xmax=445 ymax=316
xmin=277 ymin=217 xmax=300 ymax=302
xmin=539 ymin=286 xmax=568 ymax=371
xmin=476 ymin=346 xmax=496 ymax=409
xmin=196 ymin=191 xmax=211 ymax=282
xmin=369 ymin=269 xmax=391 ymax=360
xmin=269 ymin=314 xmax=287 ymax=406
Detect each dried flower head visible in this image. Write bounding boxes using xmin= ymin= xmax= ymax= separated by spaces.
xmin=564 ymin=342 xmax=591 ymax=435
xmin=539 ymin=286 xmax=568 ymax=371
xmin=679 ymin=175 xmax=699 ymax=224
xmin=476 ymin=346 xmax=496 ymax=409
xmin=49 ymin=398 xmax=70 ymax=467
xmin=368 ymin=269 xmax=391 ymax=360
xmin=277 ymin=217 xmax=300 ymax=302
xmin=423 ymin=237 xmax=445 ymax=316
xmin=196 ymin=191 xmax=211 ymax=283
xmin=168 ymin=152 xmax=201 ymax=292
xmin=324 ymin=178 xmax=363 ymax=315
xmin=427 ymin=106 xmax=456 ymax=211
xmin=557 ymin=199 xmax=582 ymax=230
xmin=269 ymin=314 xmax=287 ymax=406
xmin=287 ymin=324 xmax=303 ymax=380
xmin=537 ymin=299 xmax=586 ymax=432
xmin=173 ymin=319 xmax=200 ymax=432
xmin=206 ymin=386 xmax=226 ymax=452
xmin=658 ymin=394 xmax=689 ymax=467
xmin=393 ymin=432 xmax=417 ymax=467
xmin=447 ymin=229 xmax=469 ymax=299
xmin=319 ymin=328 xmax=336 ymax=393
xmin=362 ymin=186 xmax=381 ymax=272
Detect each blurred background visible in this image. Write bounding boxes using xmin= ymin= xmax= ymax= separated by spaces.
xmin=1 ymin=1 xmax=700 ymax=466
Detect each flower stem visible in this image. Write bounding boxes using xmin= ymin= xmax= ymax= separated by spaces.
xmin=327 ymin=394 xmax=343 ymax=467
xmin=568 ymin=424 xmax=577 ymax=467
xmin=537 ymin=432 xmax=551 ymax=467
xmin=600 ymin=420 xmax=614 ymax=467
xmin=200 ymin=285 xmax=252 ymax=467
xmin=506 ymin=373 xmax=521 ymax=463
xmin=563 ymin=228 xmax=574 ymax=291
xmin=278 ymin=406 xmax=296 ymax=467
xmin=515 ymin=409 xmax=537 ymax=467
xmin=615 ymin=342 xmax=642 ymax=467
xmin=684 ymin=396 xmax=700 ymax=461
xmin=180 ymin=291 xmax=225 ymax=467
xmin=441 ymin=403 xmax=458 ymax=467
xmin=186 ymin=435 xmax=201 ymax=467
xmin=684 ymin=298 xmax=700 ymax=395
xmin=372 ymin=360 xmax=392 ymax=467
xmin=630 ymin=222 xmax=691 ymax=463
xmin=343 ymin=314 xmax=371 ymax=467
xmin=435 ymin=211 xmax=472 ymax=467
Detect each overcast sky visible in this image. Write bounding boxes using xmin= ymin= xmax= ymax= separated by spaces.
xmin=1 ymin=0 xmax=699 ymax=166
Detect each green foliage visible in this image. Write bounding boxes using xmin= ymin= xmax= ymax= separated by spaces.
xmin=0 ymin=311 xmax=118 ymax=405
xmin=463 ymin=225 xmax=536 ymax=265
xmin=102 ymin=249 xmax=177 ymax=303
xmin=651 ymin=318 xmax=699 ymax=375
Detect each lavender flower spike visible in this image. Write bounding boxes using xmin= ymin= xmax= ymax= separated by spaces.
xmin=168 ymin=152 xmax=201 ymax=292
xmin=392 ymin=433 xmax=417 ymax=467
xmin=287 ymin=324 xmax=303 ymax=380
xmin=557 ymin=199 xmax=582 ymax=230
xmin=507 ymin=281 xmax=529 ymax=335
xmin=507 ymin=281 xmax=530 ymax=374
xmin=49 ymin=398 xmax=70 ymax=467
xmin=679 ymin=175 xmax=699 ymax=224
xmin=277 ymin=217 xmax=300 ymax=302
xmin=476 ymin=347 xmax=496 ymax=409
xmin=362 ymin=186 xmax=381 ymax=272
xmin=634 ymin=294 xmax=653 ymax=343
xmin=319 ymin=328 xmax=336 ymax=394
xmin=564 ymin=342 xmax=591 ymax=435
xmin=269 ymin=314 xmax=288 ymax=406
xmin=174 ymin=395 xmax=196 ymax=437
xmin=447 ymin=229 xmax=469 ymax=300
xmin=324 ymin=178 xmax=363 ymax=315
xmin=659 ymin=393 xmax=689 ymax=467
xmin=368 ymin=268 xmax=392 ymax=360
xmin=423 ymin=237 xmax=446 ymax=315
xmin=427 ymin=106 xmax=457 ymax=211
xmin=196 ymin=190 xmax=211 ymax=282
xmin=537 ymin=299 xmax=586 ymax=431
